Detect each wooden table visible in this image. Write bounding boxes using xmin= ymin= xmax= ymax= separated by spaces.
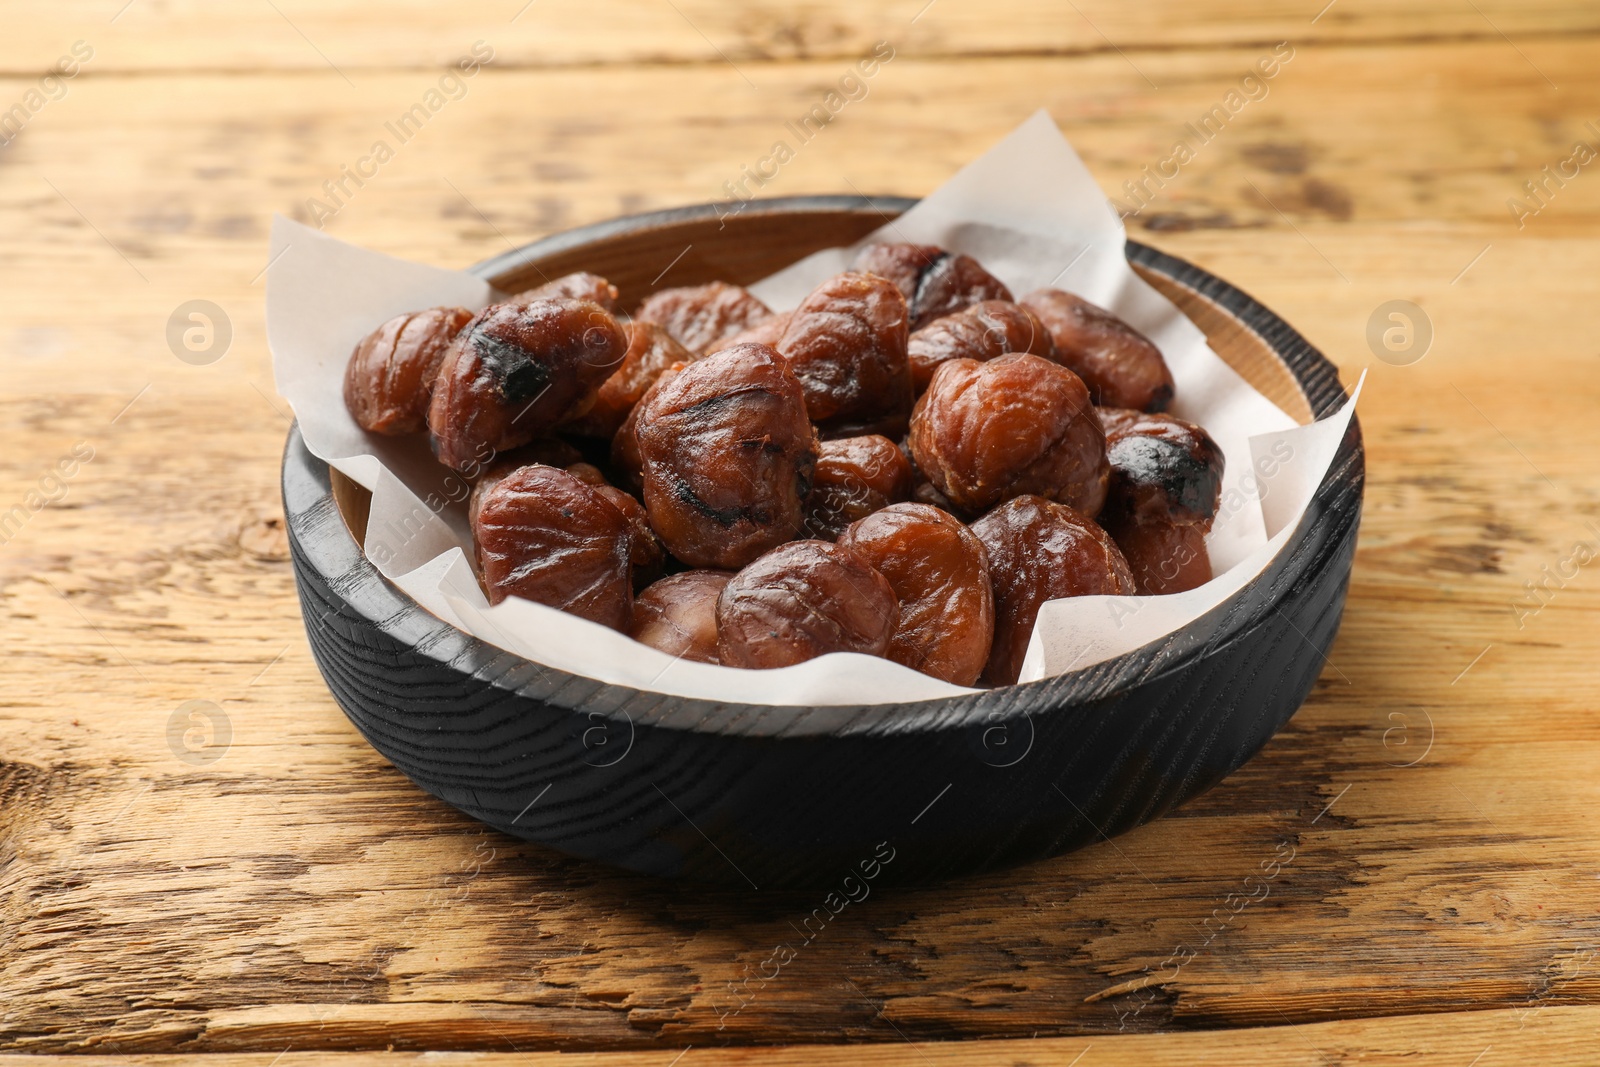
xmin=4 ymin=2 xmax=1599 ymax=1063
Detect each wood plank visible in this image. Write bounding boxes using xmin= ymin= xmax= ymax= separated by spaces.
xmin=4 ymin=32 xmax=1600 ymax=1055
xmin=0 ymin=0 xmax=1597 ymax=74
xmin=0 ymin=1006 xmax=1596 ymax=1063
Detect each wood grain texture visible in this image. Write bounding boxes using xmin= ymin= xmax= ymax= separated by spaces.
xmin=0 ymin=1005 xmax=1596 ymax=1063
xmin=3 ymin=1 xmax=1599 ymax=72
xmin=3 ymin=0 xmax=1600 ymax=1059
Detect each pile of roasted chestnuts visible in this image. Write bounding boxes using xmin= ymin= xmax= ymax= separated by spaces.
xmin=343 ymin=243 xmax=1225 ymax=687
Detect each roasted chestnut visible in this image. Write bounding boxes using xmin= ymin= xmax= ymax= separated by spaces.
xmin=631 ymin=569 xmax=733 ymax=664
xmin=472 ymin=464 xmax=634 ymax=630
xmin=1021 ymin=289 xmax=1175 ymax=412
xmin=777 ymin=272 xmax=913 ymax=438
xmin=906 ymin=300 xmax=1056 ymax=392
xmin=909 ymin=353 xmax=1108 ymax=517
xmin=852 ymin=242 xmax=1012 ymax=330
xmin=636 ymin=343 xmax=818 ymax=569
xmin=839 ymin=503 xmax=993 ymax=686
xmin=344 ymin=306 xmax=474 ymax=435
xmin=567 ymin=320 xmax=696 ymax=439
xmin=509 ymin=271 xmax=621 ymax=314
xmin=1097 ymin=408 xmax=1224 ymax=527
xmin=971 ymin=495 xmax=1136 ymax=686
xmin=802 ymin=434 xmax=915 ymax=541
xmin=716 ymin=540 xmax=898 ymax=669
xmin=428 ymin=298 xmax=628 ymax=471
xmin=635 ymin=281 xmax=773 ymax=353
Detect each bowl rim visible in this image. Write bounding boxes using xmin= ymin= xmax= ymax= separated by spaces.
xmin=288 ymin=194 xmax=1361 ymax=736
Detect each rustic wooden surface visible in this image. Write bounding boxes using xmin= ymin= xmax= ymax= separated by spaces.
xmin=3 ymin=0 xmax=1600 ymax=1062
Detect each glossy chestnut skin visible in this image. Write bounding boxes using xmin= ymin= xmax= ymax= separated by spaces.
xmin=596 ymin=484 xmax=667 ymax=588
xmin=636 ymin=343 xmax=819 ymax=569
xmin=1099 ymin=515 xmax=1212 ymax=596
xmin=466 ymin=440 xmax=585 ymax=528
xmin=778 ymin=272 xmax=913 ymax=438
xmin=635 ymin=281 xmax=773 ymax=353
xmin=839 ymin=503 xmax=993 ymax=686
xmin=716 ymin=540 xmax=898 ymax=669
xmin=567 ymin=320 xmax=696 ymax=439
xmin=720 ymin=310 xmax=793 ymax=350
xmin=1021 ymin=289 xmax=1175 ymax=412
xmin=802 ymin=434 xmax=915 ymax=541
xmin=427 ymin=298 xmax=628 ymax=470
xmin=509 ymin=271 xmax=620 ymax=314
xmin=630 ymin=570 xmax=733 ymax=664
xmin=472 ymin=464 xmax=634 ymax=630
xmin=852 ymin=242 xmax=1013 ymax=330
xmin=344 ymin=306 xmax=474 ymax=435
xmin=1097 ymin=407 xmax=1225 ymax=528
xmin=971 ymin=495 xmax=1137 ymax=686
xmin=906 ymin=300 xmax=1057 ymax=393
xmin=610 ymin=362 xmax=686 ymax=493
xmin=909 ymin=353 xmax=1109 ymax=517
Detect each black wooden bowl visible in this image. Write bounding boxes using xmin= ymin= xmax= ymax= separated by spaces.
xmin=283 ymin=196 xmax=1363 ymax=888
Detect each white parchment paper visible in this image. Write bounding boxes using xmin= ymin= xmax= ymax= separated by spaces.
xmin=267 ymin=110 xmax=1359 ymax=706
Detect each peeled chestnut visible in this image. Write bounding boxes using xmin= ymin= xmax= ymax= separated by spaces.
xmin=427 ymin=298 xmax=628 ymax=471
xmin=1021 ymin=289 xmax=1175 ymax=412
xmin=635 ymin=281 xmax=773 ymax=353
xmin=802 ymin=435 xmax=915 ymax=541
xmin=909 ymin=353 xmax=1108 ymax=517
xmin=472 ymin=464 xmax=634 ymax=630
xmin=344 ymin=306 xmax=474 ymax=435
xmin=720 ymin=310 xmax=793 ymax=351
xmin=839 ymin=503 xmax=993 ymax=686
xmin=906 ymin=300 xmax=1056 ymax=392
xmin=1100 ymin=517 xmax=1212 ymax=596
xmin=852 ymin=243 xmax=1012 ymax=330
xmin=509 ymin=271 xmax=621 ymax=314
xmin=631 ymin=570 xmax=734 ymax=664
xmin=716 ymin=540 xmax=898 ymax=669
xmin=971 ymin=495 xmax=1136 ymax=686
xmin=1097 ymin=408 xmax=1225 ymax=527
xmin=777 ymin=272 xmax=913 ymax=437
xmin=635 ymin=343 xmax=818 ymax=569
xmin=1095 ymin=408 xmax=1224 ymax=596
xmin=567 ymin=321 xmax=696 ymax=439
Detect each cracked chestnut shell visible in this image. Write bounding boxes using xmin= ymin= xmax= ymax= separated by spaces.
xmin=852 ymin=242 xmax=1013 ymax=330
xmin=1021 ymin=289 xmax=1175 ymax=412
xmin=909 ymin=353 xmax=1108 ymax=517
xmin=472 ymin=464 xmax=634 ymax=630
xmin=802 ymin=434 xmax=915 ymax=541
xmin=971 ymin=495 xmax=1136 ymax=686
xmin=344 ymin=306 xmax=474 ymax=435
xmin=636 ymin=343 xmax=818 ymax=569
xmin=716 ymin=540 xmax=898 ymax=669
xmin=509 ymin=271 xmax=620 ymax=314
xmin=778 ymin=272 xmax=913 ymax=438
xmin=567 ymin=320 xmax=696 ymax=440
xmin=630 ymin=570 xmax=734 ymax=664
xmin=635 ymin=281 xmax=773 ymax=354
xmin=907 ymin=300 xmax=1057 ymax=393
xmin=839 ymin=503 xmax=993 ymax=686
xmin=427 ymin=298 xmax=628 ymax=471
